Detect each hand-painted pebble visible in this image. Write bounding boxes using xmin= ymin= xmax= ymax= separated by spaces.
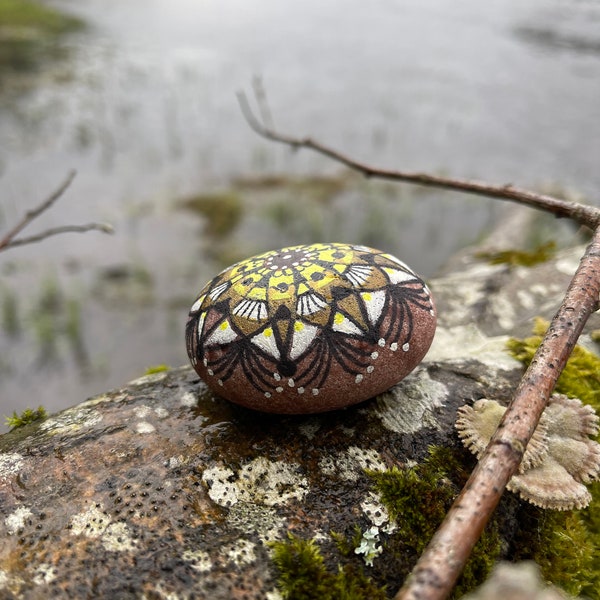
xmin=186 ymin=243 xmax=436 ymax=414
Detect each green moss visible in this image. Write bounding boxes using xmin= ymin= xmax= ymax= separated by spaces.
xmin=5 ymin=406 xmax=47 ymax=430
xmin=368 ymin=447 xmax=502 ymax=598
xmin=271 ymin=533 xmax=387 ymax=600
xmin=581 ymin=482 xmax=600 ymax=599
xmin=506 ymin=317 xmax=600 ymax=409
xmin=178 ymin=192 xmax=243 ymax=238
xmin=512 ymin=505 xmax=598 ymax=598
xmin=475 ymin=241 xmax=556 ymax=267
xmin=144 ymin=364 xmax=170 ymax=375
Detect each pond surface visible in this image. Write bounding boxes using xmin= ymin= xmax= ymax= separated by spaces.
xmin=1 ymin=0 xmax=599 ymax=428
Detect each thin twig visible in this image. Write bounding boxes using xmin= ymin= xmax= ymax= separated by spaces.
xmin=237 ymin=91 xmax=600 ymax=229
xmin=0 ymin=171 xmax=113 ymax=253
xmin=396 ymin=225 xmax=600 ymax=599
xmin=4 ymin=223 xmax=114 ymax=248
xmin=0 ymin=171 xmax=76 ymax=251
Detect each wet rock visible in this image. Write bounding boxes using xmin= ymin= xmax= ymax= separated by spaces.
xmin=0 ymin=232 xmax=597 ymax=599
xmin=186 ymin=243 xmax=436 ymax=413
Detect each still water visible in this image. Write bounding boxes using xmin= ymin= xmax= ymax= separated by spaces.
xmin=0 ymin=0 xmax=599 ymax=426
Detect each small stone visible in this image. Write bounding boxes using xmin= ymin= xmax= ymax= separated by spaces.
xmin=186 ymin=243 xmax=436 ymax=413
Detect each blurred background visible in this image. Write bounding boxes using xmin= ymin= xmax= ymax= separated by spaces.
xmin=1 ymin=0 xmax=599 ymax=429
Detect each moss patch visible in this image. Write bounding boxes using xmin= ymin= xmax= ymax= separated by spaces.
xmin=511 ymin=504 xmax=598 ymax=598
xmin=506 ymin=317 xmax=600 ymax=409
xmin=271 ymin=533 xmax=387 ymax=600
xmin=5 ymin=406 xmax=47 ymax=430
xmin=475 ymin=241 xmax=556 ymax=267
xmin=368 ymin=447 xmax=502 ymax=598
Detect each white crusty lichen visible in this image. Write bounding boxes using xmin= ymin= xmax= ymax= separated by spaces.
xmin=318 ymin=446 xmax=387 ymax=482
xmin=182 ymin=548 xmax=212 ymax=573
xmin=427 ymin=324 xmax=521 ymax=374
xmin=456 ymin=394 xmax=600 ymax=510
xmin=4 ymin=506 xmax=33 ymax=535
xmin=39 ymin=407 xmax=103 ymax=436
xmin=202 ymin=457 xmax=309 ymax=508
xmin=69 ymin=503 xmax=137 ymax=552
xmin=0 ymin=452 xmax=24 ymax=481
xmin=221 ymin=539 xmax=257 ymax=566
xmin=33 ymin=563 xmax=58 ymax=585
xmin=361 ymin=491 xmax=397 ymax=532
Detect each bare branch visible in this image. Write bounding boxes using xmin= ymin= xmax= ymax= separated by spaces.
xmin=396 ymin=225 xmax=600 ymax=599
xmin=3 ymin=223 xmax=114 ymax=249
xmin=239 ymin=87 xmax=600 ymax=599
xmin=0 ymin=171 xmax=113 ymax=253
xmin=0 ymin=170 xmax=76 ymax=251
xmin=237 ymin=90 xmax=600 ymax=229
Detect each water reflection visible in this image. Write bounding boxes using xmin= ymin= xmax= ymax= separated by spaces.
xmin=0 ymin=0 xmax=599 ymax=428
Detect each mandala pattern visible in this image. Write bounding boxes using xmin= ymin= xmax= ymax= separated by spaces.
xmin=186 ymin=243 xmax=436 ymax=411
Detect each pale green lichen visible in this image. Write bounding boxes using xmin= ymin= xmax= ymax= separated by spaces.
xmin=69 ymin=503 xmax=137 ymax=552
xmin=39 ymin=406 xmax=103 ymax=436
xmin=354 ymin=526 xmax=383 ymax=567
xmin=227 ymin=502 xmax=284 ymax=544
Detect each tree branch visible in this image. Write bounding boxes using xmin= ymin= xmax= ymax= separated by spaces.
xmin=395 ymin=225 xmax=600 ymax=600
xmin=239 ymin=86 xmax=600 ymax=599
xmin=3 ymin=223 xmax=114 ymax=248
xmin=237 ymin=91 xmax=600 ymax=229
xmin=0 ymin=171 xmax=113 ymax=252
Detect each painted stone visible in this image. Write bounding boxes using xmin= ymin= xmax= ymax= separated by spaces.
xmin=186 ymin=243 xmax=436 ymax=414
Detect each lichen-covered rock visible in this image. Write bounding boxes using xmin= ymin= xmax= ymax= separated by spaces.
xmin=1 ymin=231 xmax=598 ymax=599
xmin=186 ymin=243 xmax=436 ymax=413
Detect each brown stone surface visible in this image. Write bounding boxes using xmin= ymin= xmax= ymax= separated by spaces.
xmin=1 ymin=235 xmax=598 ymax=599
